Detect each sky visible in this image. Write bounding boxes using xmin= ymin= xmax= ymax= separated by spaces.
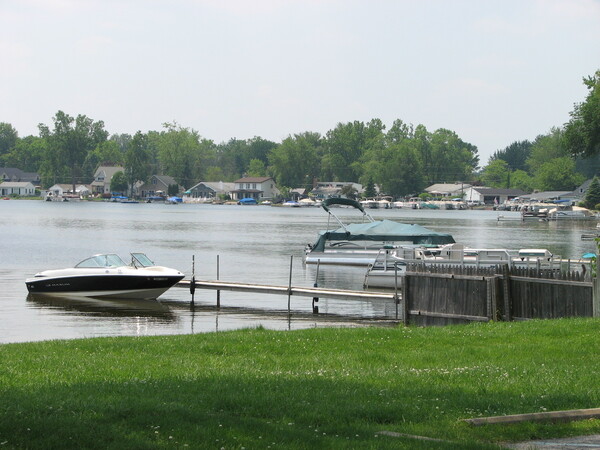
xmin=1 ymin=0 xmax=599 ymax=164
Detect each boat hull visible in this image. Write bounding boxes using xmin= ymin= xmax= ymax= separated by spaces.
xmin=25 ymin=274 xmax=184 ymax=300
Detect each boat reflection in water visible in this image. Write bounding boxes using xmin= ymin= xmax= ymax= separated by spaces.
xmin=26 ymin=292 xmax=177 ymax=321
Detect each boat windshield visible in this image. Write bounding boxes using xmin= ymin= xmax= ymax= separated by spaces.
xmin=131 ymin=253 xmax=154 ymax=268
xmin=75 ymin=254 xmax=127 ymax=268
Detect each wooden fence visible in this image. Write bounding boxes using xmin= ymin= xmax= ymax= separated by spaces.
xmin=403 ymin=263 xmax=598 ymax=326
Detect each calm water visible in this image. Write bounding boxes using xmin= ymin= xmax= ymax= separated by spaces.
xmin=1 ymin=200 xmax=597 ymax=343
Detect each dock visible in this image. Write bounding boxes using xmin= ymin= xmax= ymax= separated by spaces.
xmin=177 ymin=279 xmax=398 ymax=302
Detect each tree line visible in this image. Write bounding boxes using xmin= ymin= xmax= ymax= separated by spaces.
xmin=1 ymin=70 xmax=598 ymax=198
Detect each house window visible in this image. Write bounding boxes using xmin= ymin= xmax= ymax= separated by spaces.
xmin=252 ymin=183 xmax=257 ymax=189
xmin=152 ymin=179 xmax=157 ymax=185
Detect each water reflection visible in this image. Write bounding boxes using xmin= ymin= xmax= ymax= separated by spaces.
xmin=27 ymin=293 xmax=177 ymax=321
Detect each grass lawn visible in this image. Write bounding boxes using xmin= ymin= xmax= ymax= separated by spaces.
xmin=1 ymin=318 xmax=599 ymax=449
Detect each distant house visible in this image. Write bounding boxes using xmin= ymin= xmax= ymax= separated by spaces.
xmin=0 ymin=181 xmax=36 ymax=196
xmin=464 ymin=187 xmax=526 ymax=205
xmin=310 ymin=181 xmax=363 ymax=200
xmin=425 ymin=183 xmax=471 ymax=198
xmin=135 ymin=175 xmax=180 ymax=198
xmin=91 ymin=166 xmax=124 ymax=195
xmin=0 ymin=167 xmax=41 ymax=185
xmin=290 ymin=188 xmax=308 ymax=201
xmin=568 ymin=179 xmax=594 ymax=201
xmin=186 ymin=181 xmax=235 ymax=200
xmin=46 ymin=184 xmax=91 ymax=198
xmin=231 ymin=177 xmax=276 ymax=201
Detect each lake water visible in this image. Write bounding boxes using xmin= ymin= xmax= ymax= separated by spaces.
xmin=1 ymin=200 xmax=597 ymax=343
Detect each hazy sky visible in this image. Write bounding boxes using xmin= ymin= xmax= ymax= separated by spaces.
xmin=1 ymin=0 xmax=599 ymax=163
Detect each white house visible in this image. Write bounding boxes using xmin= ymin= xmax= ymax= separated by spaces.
xmin=0 ymin=181 xmax=36 ymax=196
xmin=464 ymin=187 xmax=526 ymax=205
xmin=231 ymin=177 xmax=277 ymax=201
xmin=91 ymin=166 xmax=125 ymax=195
xmin=45 ymin=184 xmax=91 ymax=198
xmin=425 ymin=183 xmax=472 ymax=198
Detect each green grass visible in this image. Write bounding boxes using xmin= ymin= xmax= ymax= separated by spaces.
xmin=1 ymin=319 xmax=600 ymax=449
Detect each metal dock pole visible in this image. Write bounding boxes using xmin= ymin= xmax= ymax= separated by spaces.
xmin=216 ymin=255 xmax=221 ymax=308
xmin=312 ymin=260 xmax=320 ymax=314
xmin=287 ymin=255 xmax=293 ymax=315
xmin=190 ymin=255 xmax=196 ymax=305
xmin=394 ymin=263 xmax=399 ymax=320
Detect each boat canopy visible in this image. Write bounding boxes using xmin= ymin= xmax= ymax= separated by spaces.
xmin=322 ymin=198 xmax=365 ymax=214
xmin=311 ymin=220 xmax=455 ymax=252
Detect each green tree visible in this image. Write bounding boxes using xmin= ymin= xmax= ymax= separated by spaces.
xmin=124 ymin=131 xmax=150 ymax=196
xmin=324 ymin=120 xmax=385 ymax=181
xmin=205 ymin=166 xmax=225 ymax=181
xmin=1 ymin=135 xmax=46 ymax=172
xmin=363 ymin=178 xmax=376 ymax=198
xmin=490 ymin=140 xmax=532 ymax=172
xmin=421 ymin=128 xmax=478 ymax=185
xmin=38 ymin=111 xmax=108 ymax=192
xmin=527 ymin=128 xmax=568 ymax=173
xmin=534 ymin=157 xmax=585 ymax=191
xmin=247 ymin=159 xmax=266 ymax=177
xmin=82 ymin=140 xmax=124 ymax=180
xmin=0 ymin=122 xmax=18 ymax=156
xmin=510 ymin=169 xmax=534 ymax=192
xmin=381 ymin=139 xmax=425 ymax=197
xmin=157 ymin=123 xmax=200 ymax=187
xmin=565 ymin=69 xmax=600 ymax=157
xmin=269 ymin=132 xmax=320 ymax=188
xmin=583 ymin=177 xmax=600 ymax=209
xmin=110 ymin=170 xmax=128 ymax=194
xmin=481 ymin=159 xmax=510 ymax=188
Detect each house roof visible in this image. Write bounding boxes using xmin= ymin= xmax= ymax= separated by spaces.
xmin=0 ymin=167 xmax=40 ymax=183
xmin=519 ymin=191 xmax=573 ymax=201
xmin=234 ymin=177 xmax=273 ymax=183
xmin=189 ymin=181 xmax=235 ymax=192
xmin=94 ymin=166 xmax=124 ymax=179
xmin=425 ymin=183 xmax=472 ymax=194
xmin=469 ymin=187 xmax=526 ymax=196
xmin=0 ymin=181 xmax=34 ymax=187
xmin=152 ymin=175 xmax=178 ymax=187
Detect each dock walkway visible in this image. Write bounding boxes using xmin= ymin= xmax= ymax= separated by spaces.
xmin=177 ymin=279 xmax=398 ymax=302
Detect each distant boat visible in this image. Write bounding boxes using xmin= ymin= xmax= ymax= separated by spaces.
xmin=282 ymin=200 xmax=300 ymax=207
xmin=548 ymin=205 xmax=596 ymax=220
xmin=165 ymin=196 xmax=182 ymax=204
xmin=238 ymin=198 xmax=258 ymax=205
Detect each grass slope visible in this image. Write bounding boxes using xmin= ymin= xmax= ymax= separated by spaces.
xmin=1 ymin=319 xmax=599 ymax=449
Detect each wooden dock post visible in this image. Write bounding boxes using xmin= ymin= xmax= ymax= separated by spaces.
xmin=501 ymin=265 xmax=512 ymax=321
xmin=402 ymin=275 xmax=410 ymax=326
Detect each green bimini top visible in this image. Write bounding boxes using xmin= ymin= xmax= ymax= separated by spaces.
xmin=312 ymin=219 xmax=455 ymax=252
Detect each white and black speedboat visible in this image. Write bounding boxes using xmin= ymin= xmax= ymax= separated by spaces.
xmin=25 ymin=253 xmax=184 ymax=300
